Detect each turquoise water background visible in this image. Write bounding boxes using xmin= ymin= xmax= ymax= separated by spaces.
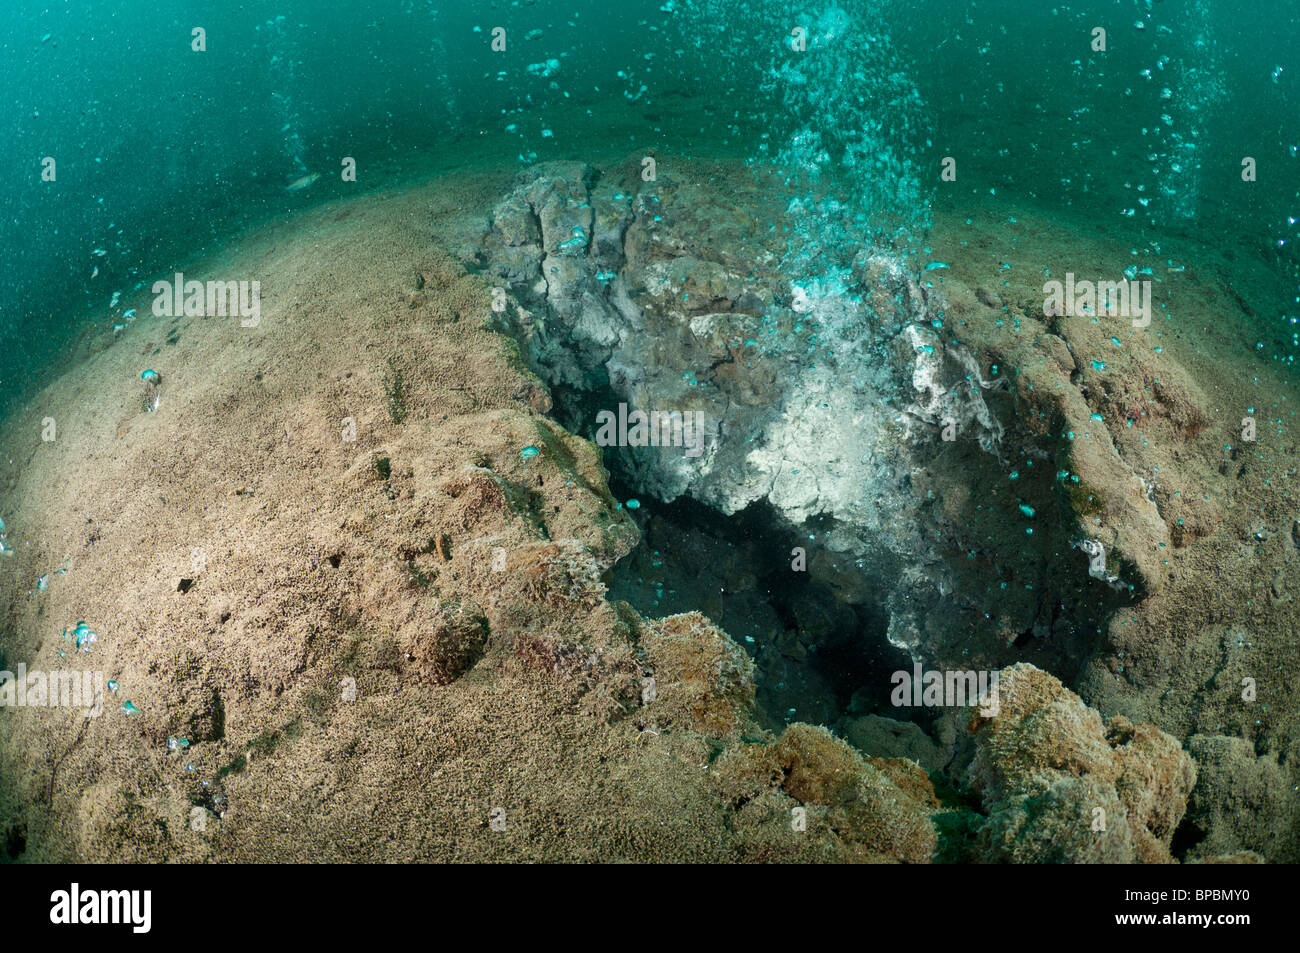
xmin=2 ymin=0 xmax=1298 ymax=412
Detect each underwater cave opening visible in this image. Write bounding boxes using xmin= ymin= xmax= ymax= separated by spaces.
xmin=597 ymin=483 xmax=933 ymax=739
xmin=550 ymin=377 xmax=927 ymax=733
xmin=1169 ymin=815 xmax=1208 ymax=863
xmin=602 ymin=481 xmax=918 ymax=731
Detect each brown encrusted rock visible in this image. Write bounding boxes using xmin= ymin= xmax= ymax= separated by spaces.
xmin=708 ymin=725 xmax=941 ymax=863
xmin=454 ymin=537 xmax=636 ymax=684
xmin=778 ymin=722 xmax=868 ymax=805
xmin=134 ymin=647 xmax=225 ymax=747
xmin=641 ymin=612 xmax=755 ymax=736
xmin=712 ymin=742 xmax=785 ymax=805
xmin=774 ymin=724 xmax=939 ymax=863
xmin=977 ymin=774 xmax=1138 ymax=863
xmin=398 ymin=599 xmax=488 ymax=685
xmin=968 ymin=663 xmax=1195 ymax=863
xmin=1188 ymin=851 xmax=1265 ymax=864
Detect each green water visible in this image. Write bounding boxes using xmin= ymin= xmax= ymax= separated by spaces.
xmin=2 ymin=0 xmax=1298 ymax=414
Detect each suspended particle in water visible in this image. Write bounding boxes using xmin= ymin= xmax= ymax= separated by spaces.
xmin=141 ymin=369 xmax=162 ymax=412
xmin=527 ymin=58 xmax=560 ymax=78
xmin=557 ymin=225 xmax=585 ymax=251
xmin=73 ymin=622 xmax=97 ymax=652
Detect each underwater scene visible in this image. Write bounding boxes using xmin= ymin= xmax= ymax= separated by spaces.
xmin=0 ymin=0 xmax=1298 ymax=872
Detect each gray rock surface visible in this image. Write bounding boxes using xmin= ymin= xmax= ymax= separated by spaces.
xmin=467 ymin=159 xmax=1004 ymax=659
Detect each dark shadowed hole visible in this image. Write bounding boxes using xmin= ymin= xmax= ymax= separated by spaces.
xmin=4 ymin=824 xmax=26 ymax=859
xmin=548 ymin=374 xmax=918 ymax=730
xmin=1170 ymin=816 xmax=1207 ymax=861
xmin=605 ymin=478 xmax=913 ymax=731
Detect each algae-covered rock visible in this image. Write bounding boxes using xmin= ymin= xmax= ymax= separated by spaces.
xmin=968 ymin=663 xmax=1195 ymax=863
xmin=708 ymin=723 xmax=940 ymax=863
xmin=76 ymin=780 xmax=175 ymax=864
xmin=398 ymin=598 xmax=487 ymax=685
xmin=641 ymin=611 xmax=755 ymax=736
xmin=842 ymin=713 xmax=949 ymax=773
xmin=775 ymin=723 xmax=939 ymax=863
xmin=1183 ymin=734 xmax=1298 ymax=863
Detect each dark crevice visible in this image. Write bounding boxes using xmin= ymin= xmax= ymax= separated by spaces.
xmin=1170 ymin=816 xmax=1207 ymax=862
xmin=603 ymin=475 xmax=912 ymax=731
xmin=3 ymin=823 xmax=26 ymax=860
xmin=550 ymin=362 xmax=922 ymax=730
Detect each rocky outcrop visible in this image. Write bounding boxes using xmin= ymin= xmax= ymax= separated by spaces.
xmin=5 ymin=155 xmax=1291 ymax=864
xmin=1182 ymin=734 xmax=1297 ymax=863
xmin=467 ymin=159 xmax=1035 ymax=665
xmin=712 ymin=722 xmax=940 ymax=863
xmin=967 ymin=663 xmax=1196 ymax=863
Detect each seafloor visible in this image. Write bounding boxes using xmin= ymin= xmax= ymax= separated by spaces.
xmin=0 ymin=150 xmax=1295 ymax=863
